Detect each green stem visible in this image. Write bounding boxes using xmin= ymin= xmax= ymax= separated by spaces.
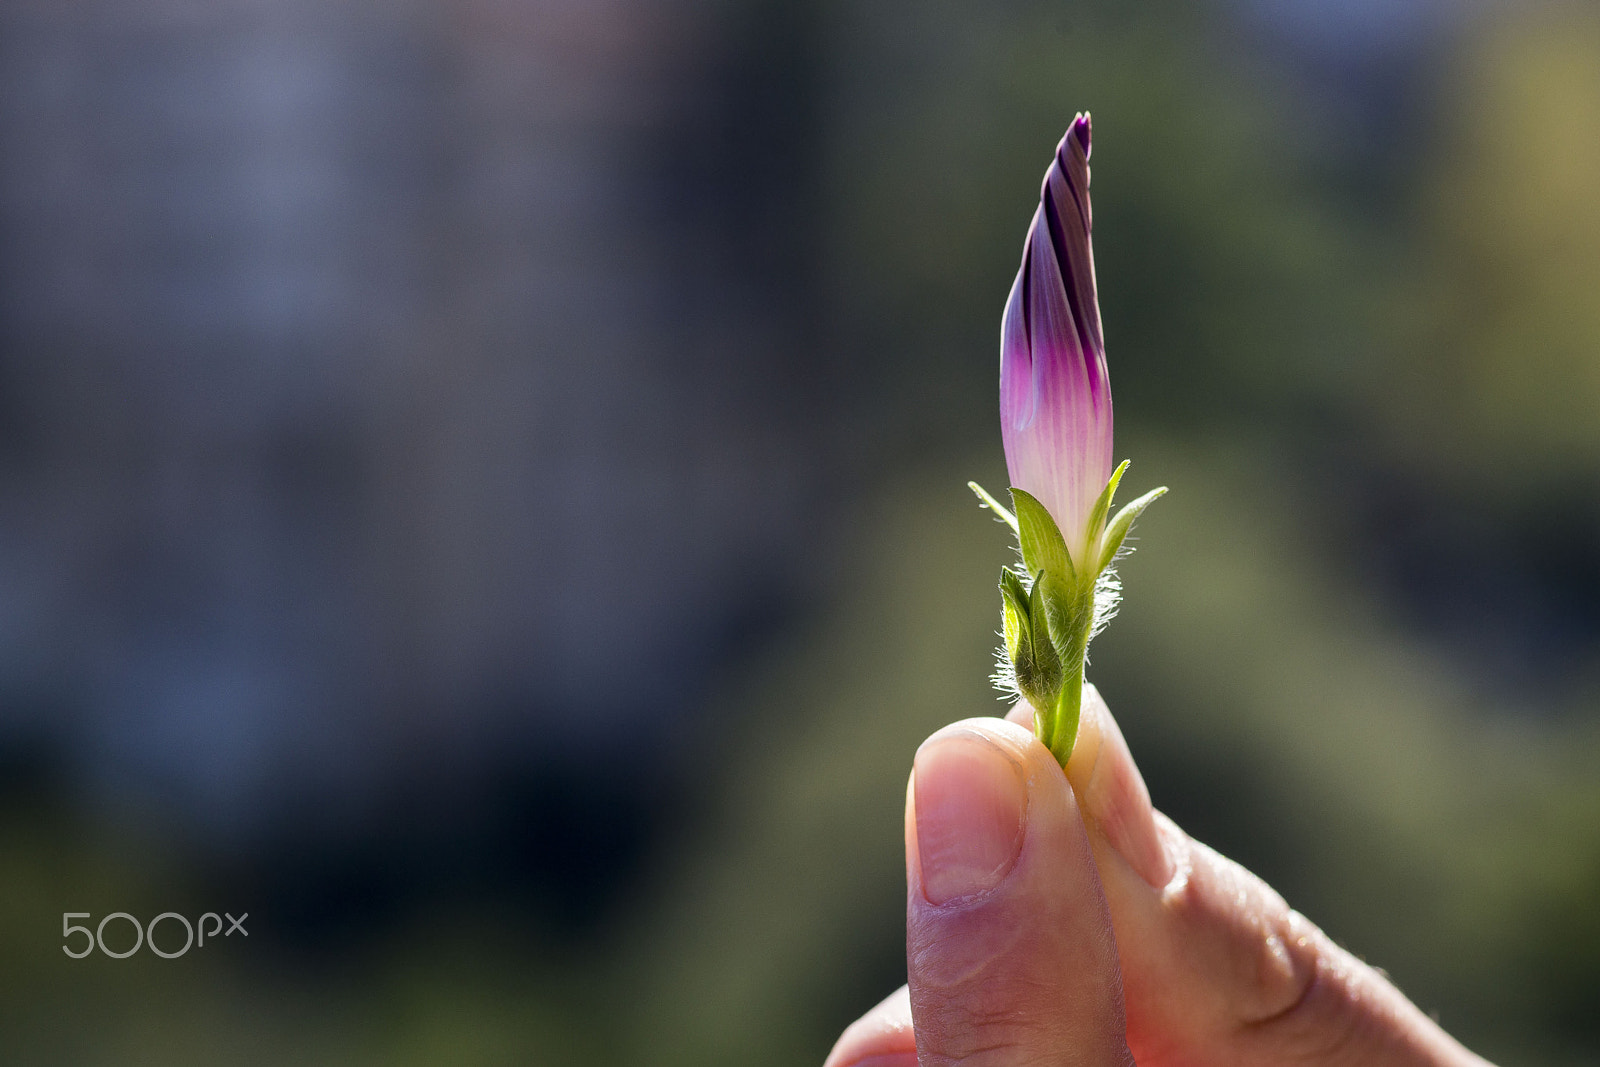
xmin=1044 ymin=582 xmax=1094 ymax=768
xmin=1049 ymin=661 xmax=1083 ymax=768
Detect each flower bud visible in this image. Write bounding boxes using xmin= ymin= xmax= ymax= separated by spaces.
xmin=999 ymin=113 xmax=1112 ymax=568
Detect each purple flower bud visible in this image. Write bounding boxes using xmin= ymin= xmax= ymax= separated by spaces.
xmin=999 ymin=113 xmax=1112 ymax=563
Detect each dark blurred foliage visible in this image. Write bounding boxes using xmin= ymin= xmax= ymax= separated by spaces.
xmin=1 ymin=0 xmax=1598 ymax=1063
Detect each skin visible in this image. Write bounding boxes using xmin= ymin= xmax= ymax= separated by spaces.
xmin=824 ymin=686 xmax=1495 ymax=1067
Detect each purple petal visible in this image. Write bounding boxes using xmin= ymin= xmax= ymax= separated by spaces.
xmin=999 ymin=222 xmax=1037 ymax=432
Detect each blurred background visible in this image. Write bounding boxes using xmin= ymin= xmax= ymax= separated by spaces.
xmin=1 ymin=0 xmax=1598 ymax=1062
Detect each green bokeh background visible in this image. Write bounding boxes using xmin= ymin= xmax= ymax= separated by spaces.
xmin=5 ymin=1 xmax=1600 ymax=1063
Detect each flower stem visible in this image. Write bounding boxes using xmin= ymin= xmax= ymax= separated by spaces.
xmin=1048 ymin=676 xmax=1082 ymax=768
xmin=1043 ymin=581 xmax=1094 ymax=767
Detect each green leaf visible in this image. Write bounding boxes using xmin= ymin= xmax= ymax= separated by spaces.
xmin=1008 ymin=488 xmax=1075 ymax=587
xmin=967 ymin=481 xmax=1019 ymax=535
xmin=1084 ymin=459 xmax=1131 ymax=558
xmin=1098 ymin=486 xmax=1168 ymax=572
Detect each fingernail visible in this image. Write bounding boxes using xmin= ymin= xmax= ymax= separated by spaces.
xmin=914 ymin=733 xmax=1028 ymax=904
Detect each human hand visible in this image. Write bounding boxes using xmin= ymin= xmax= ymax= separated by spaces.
xmin=825 ymin=686 xmax=1493 ymax=1067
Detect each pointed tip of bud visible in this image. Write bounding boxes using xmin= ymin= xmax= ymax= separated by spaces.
xmin=1069 ymin=112 xmax=1091 ymax=157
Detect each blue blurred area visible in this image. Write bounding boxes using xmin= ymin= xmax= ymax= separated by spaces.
xmin=0 ymin=0 xmax=829 ymax=828
xmin=1 ymin=0 xmax=1598 ymax=1063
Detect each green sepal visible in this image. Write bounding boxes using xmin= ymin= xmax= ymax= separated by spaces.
xmin=1084 ymin=459 xmax=1131 ymax=554
xmin=1008 ymin=488 xmax=1076 ymax=587
xmin=967 ymin=481 xmax=1019 ymax=536
xmin=1022 ymin=577 xmax=1064 ymax=730
xmin=1098 ymin=486 xmax=1168 ymax=572
xmin=998 ymin=566 xmax=1030 ymax=661
xmin=1024 ymin=571 xmax=1062 ymax=690
xmin=997 ymin=566 xmax=1062 ymax=720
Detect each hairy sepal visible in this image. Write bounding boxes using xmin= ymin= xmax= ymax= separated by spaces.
xmin=997 ymin=567 xmax=1063 ymax=721
xmin=1083 ymin=459 xmax=1130 ymax=562
xmin=1098 ymin=485 xmax=1167 ymax=572
xmin=1008 ymin=487 xmax=1075 ymax=583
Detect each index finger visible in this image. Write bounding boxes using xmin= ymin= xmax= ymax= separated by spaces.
xmin=823 ymin=985 xmax=915 ymax=1067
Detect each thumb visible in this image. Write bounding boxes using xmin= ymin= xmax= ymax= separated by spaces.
xmin=905 ymin=717 xmax=1134 ymax=1067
